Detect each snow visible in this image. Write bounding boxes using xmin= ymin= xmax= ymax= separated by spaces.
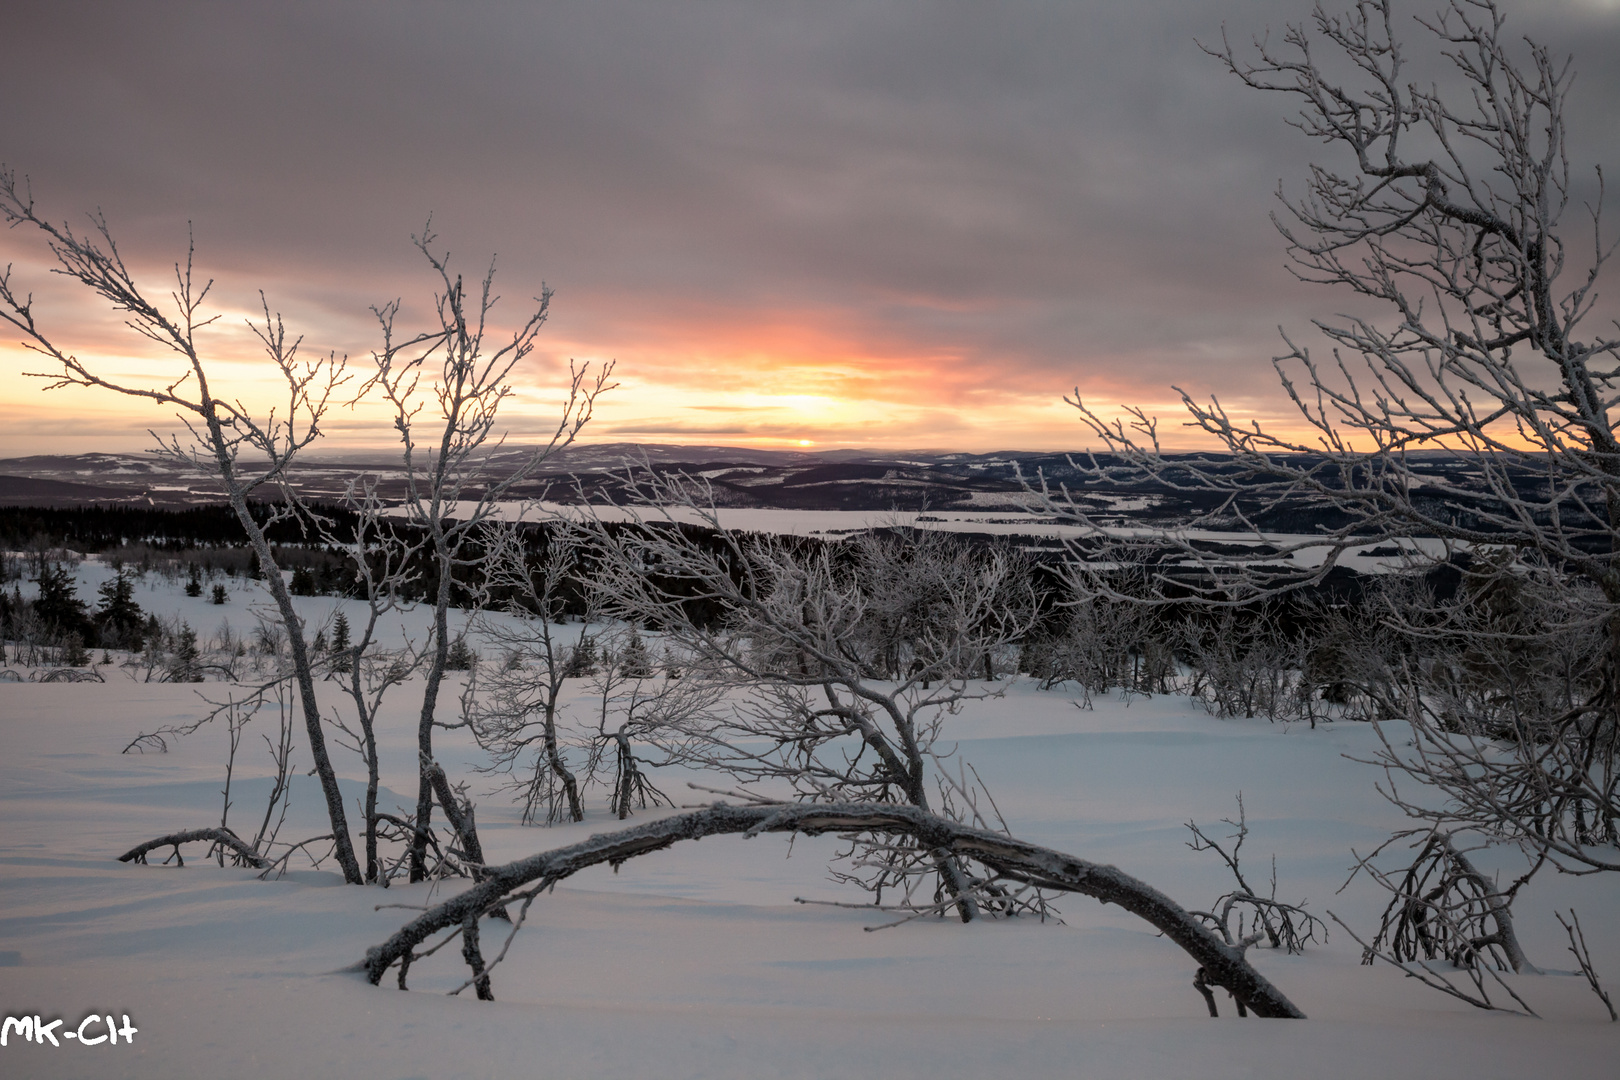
xmin=2 ymin=567 xmax=1619 ymax=1077
xmin=39 ymin=558 xmax=512 ymax=656
xmin=409 ymin=502 xmax=1468 ymax=576
xmin=695 ymin=467 xmax=767 ymax=479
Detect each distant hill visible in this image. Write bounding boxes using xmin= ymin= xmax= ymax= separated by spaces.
xmin=0 ymin=445 xmax=1083 ymax=514
xmin=0 ymin=442 xmax=1527 ymax=535
xmin=0 ymin=473 xmax=201 ymax=509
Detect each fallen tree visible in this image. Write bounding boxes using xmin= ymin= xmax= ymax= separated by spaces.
xmin=118 ymin=828 xmax=269 ymax=870
xmin=362 ymin=801 xmax=1306 ymax=1018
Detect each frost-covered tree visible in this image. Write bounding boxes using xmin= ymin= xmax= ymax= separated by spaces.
xmin=466 ymin=523 xmax=591 ymax=823
xmin=363 ymin=226 xmax=613 ymax=880
xmin=582 ymin=473 xmax=1041 ymax=921
xmin=0 ymin=173 xmax=363 ymax=882
xmin=1054 ymin=1 xmax=1620 ymax=874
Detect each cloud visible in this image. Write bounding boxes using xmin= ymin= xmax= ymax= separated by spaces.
xmin=2 ymin=0 xmax=1616 ymax=454
xmin=603 ymin=424 xmax=758 ymax=436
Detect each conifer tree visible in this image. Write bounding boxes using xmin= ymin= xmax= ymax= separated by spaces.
xmin=96 ymin=568 xmax=144 ymax=647
xmin=329 ymin=611 xmax=353 ymax=674
xmin=168 ymin=624 xmax=202 ymax=683
xmin=35 ymin=563 xmax=92 ymax=643
xmin=446 ymin=635 xmax=476 ymax=672
xmin=619 ymin=628 xmax=652 ymax=679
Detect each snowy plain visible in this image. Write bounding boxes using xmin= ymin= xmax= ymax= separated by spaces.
xmin=1 ymin=558 xmax=1618 ymax=1078
xmin=443 ymin=499 xmax=1455 ymax=573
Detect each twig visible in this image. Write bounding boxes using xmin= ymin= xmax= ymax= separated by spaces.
xmin=1555 ymin=908 xmax=1617 ymax=1021
xmin=1329 ymin=911 xmax=1538 ymax=1017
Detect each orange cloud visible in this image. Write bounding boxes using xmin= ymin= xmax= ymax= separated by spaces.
xmin=0 ymin=248 xmax=1310 ymax=458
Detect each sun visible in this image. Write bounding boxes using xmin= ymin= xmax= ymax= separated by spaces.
xmin=796 ymin=439 xmax=813 ymax=447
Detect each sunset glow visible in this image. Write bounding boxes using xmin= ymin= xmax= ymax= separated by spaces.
xmin=2 ymin=2 xmax=1614 ymax=459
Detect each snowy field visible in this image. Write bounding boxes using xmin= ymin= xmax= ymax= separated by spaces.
xmin=2 ymin=562 xmax=1618 ymax=1078
xmin=493 ymin=501 xmax=1454 ymax=573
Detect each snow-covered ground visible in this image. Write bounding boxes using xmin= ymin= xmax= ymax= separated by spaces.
xmin=20 ymin=556 xmax=500 ymax=657
xmin=2 ymin=562 xmax=1618 ymax=1078
xmin=483 ymin=501 xmax=1455 ymax=573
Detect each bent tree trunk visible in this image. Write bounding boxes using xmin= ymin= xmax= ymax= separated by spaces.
xmin=363 ymin=802 xmax=1305 ymax=1018
xmin=119 ymin=828 xmax=269 ymax=869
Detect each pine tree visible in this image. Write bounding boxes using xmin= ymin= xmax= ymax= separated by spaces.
xmin=184 ymin=563 xmax=203 ymax=597
xmin=35 ymin=563 xmax=92 ymax=643
xmin=211 ymin=583 xmax=228 ymax=605
xmin=290 ymin=566 xmax=318 ymax=596
xmin=0 ymin=585 xmax=17 ymax=641
xmin=60 ymin=632 xmax=89 ymax=667
xmin=96 ymin=568 xmax=144 ymax=647
xmin=446 ymin=635 xmax=476 ymax=671
xmin=619 ymin=628 xmax=652 ymax=679
xmin=563 ymin=633 xmax=597 ymax=678
xmin=168 ymin=624 xmax=202 ymax=682
xmin=330 ymin=611 xmax=352 ymax=674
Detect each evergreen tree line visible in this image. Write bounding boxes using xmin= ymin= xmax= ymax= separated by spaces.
xmin=9 ymin=502 xmax=1565 ymax=741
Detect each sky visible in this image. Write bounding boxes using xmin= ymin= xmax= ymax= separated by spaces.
xmin=1 ymin=0 xmax=1617 ymax=456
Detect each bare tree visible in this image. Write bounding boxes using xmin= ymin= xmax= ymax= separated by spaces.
xmin=577 ymin=627 xmax=720 ymax=821
xmin=1049 ymin=1 xmax=1620 ymax=873
xmin=1186 ymin=794 xmax=1326 ymax=958
xmin=0 ymin=171 xmax=364 ymax=883
xmin=1178 ymin=604 xmax=1310 ymax=723
xmin=1336 ymin=557 xmax=1620 ymax=871
xmin=321 ymin=477 xmax=426 ymax=882
xmin=364 ymin=226 xmax=614 ymax=880
xmin=580 ymin=473 xmax=1040 ymax=921
xmin=1345 ymin=828 xmax=1537 ymax=974
xmin=468 ymin=521 xmax=730 ymax=825
xmin=465 ymin=522 xmax=591 ymax=824
xmin=1020 ymin=591 xmax=1158 ymax=699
